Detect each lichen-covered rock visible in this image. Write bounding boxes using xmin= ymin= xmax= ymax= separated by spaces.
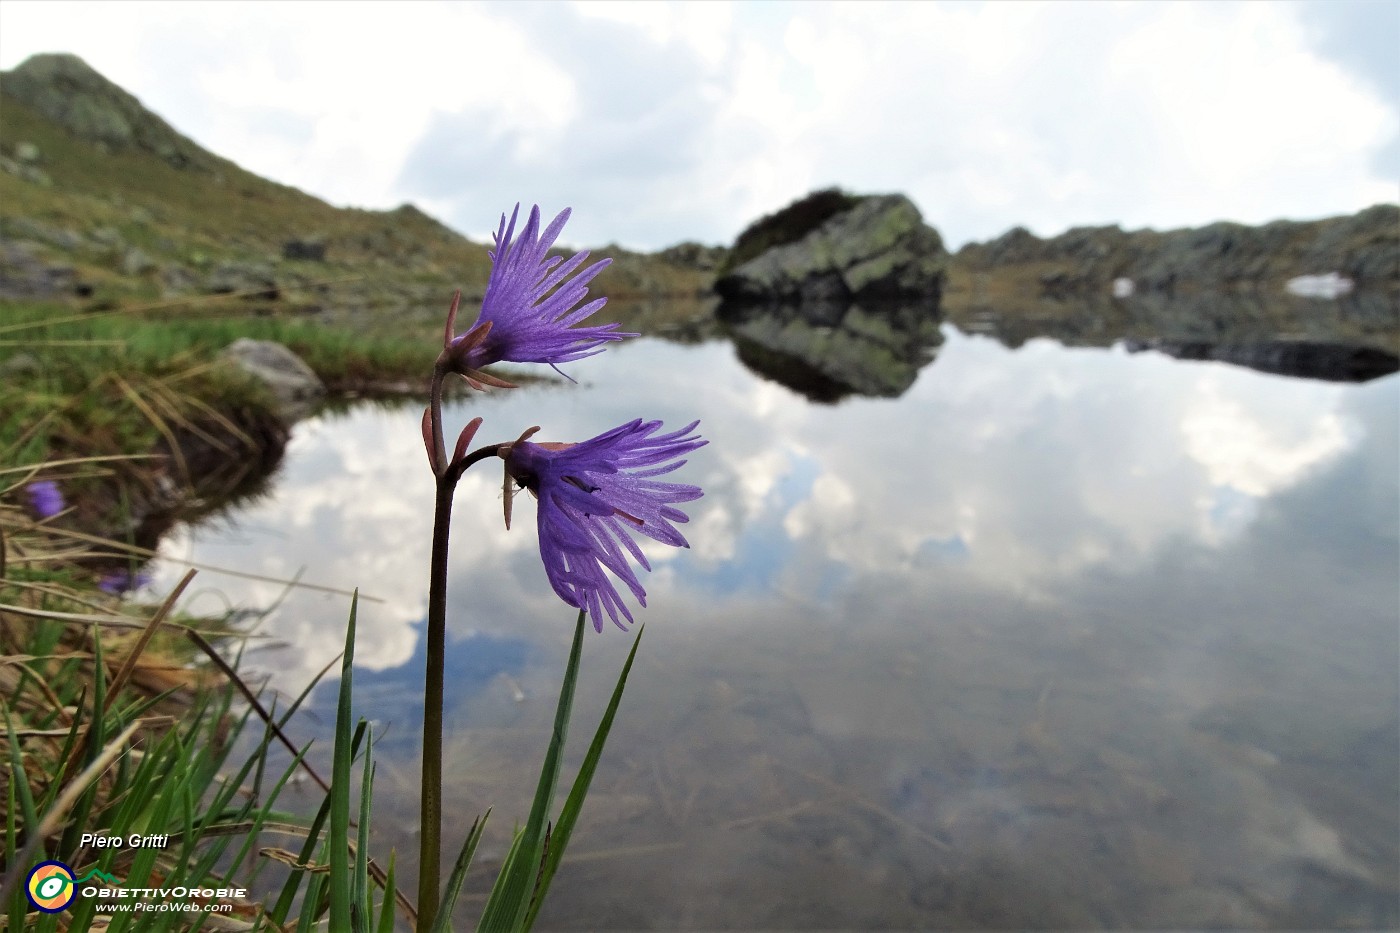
xmin=715 ymin=193 xmax=947 ymax=308
xmin=220 ymin=339 xmax=325 ymax=414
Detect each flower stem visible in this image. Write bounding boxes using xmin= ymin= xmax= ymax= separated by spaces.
xmin=417 ymin=472 xmax=454 ymax=931
xmin=417 ymin=363 xmax=455 ymax=932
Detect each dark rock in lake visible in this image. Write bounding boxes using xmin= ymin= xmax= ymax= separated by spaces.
xmin=716 ymin=191 xmax=947 ymax=311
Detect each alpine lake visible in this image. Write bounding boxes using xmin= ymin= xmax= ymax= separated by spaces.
xmin=146 ymin=298 xmax=1398 ymax=930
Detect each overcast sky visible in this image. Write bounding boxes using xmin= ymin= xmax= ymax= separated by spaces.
xmin=2 ymin=0 xmax=1396 ymax=252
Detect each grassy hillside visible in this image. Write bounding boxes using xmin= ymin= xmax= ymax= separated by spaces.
xmin=0 ymin=54 xmax=709 ymax=338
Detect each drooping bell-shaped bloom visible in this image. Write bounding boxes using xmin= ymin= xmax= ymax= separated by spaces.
xmin=444 ymin=205 xmax=632 ymax=383
xmin=502 ymin=419 xmax=705 ymax=631
xmin=26 ymin=480 xmax=63 ymax=519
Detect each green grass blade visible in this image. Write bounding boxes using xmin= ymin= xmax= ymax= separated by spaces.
xmin=375 ymin=850 xmax=398 ymax=933
xmin=352 ymin=726 xmax=376 ymax=933
xmin=3 ymin=708 xmax=39 ymax=845
xmin=523 ymin=625 xmax=643 ymax=931
xmin=87 ymin=630 xmax=108 ymax=766
xmin=269 ymin=724 xmax=370 ymax=927
xmin=431 ymin=809 xmax=490 ymax=933
xmin=268 ymin=780 xmax=334 ymax=925
xmin=7 ymin=777 xmax=26 ymax=932
xmin=54 ymin=704 xmax=88 ymax=856
xmin=329 ymin=590 xmax=360 ymax=932
xmin=296 ymin=870 xmax=330 ymax=933
xmin=477 ymin=610 xmax=586 ymax=932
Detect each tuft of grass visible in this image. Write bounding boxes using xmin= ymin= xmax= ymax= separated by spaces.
xmin=0 ymin=491 xmax=298 ymax=929
xmin=1 ymin=464 xmax=412 ymax=931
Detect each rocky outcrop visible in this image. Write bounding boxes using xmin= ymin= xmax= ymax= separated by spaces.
xmin=715 ymin=192 xmax=947 ymax=309
xmin=957 ymin=204 xmax=1400 ymax=297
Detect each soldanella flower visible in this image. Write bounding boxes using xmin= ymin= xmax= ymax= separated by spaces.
xmin=26 ymin=480 xmax=63 ymax=519
xmin=501 ymin=419 xmax=706 ymax=631
xmin=442 ymin=204 xmax=632 ymax=387
xmin=98 ymin=567 xmax=152 ymax=595
xmin=416 ymin=205 xmax=703 ymax=928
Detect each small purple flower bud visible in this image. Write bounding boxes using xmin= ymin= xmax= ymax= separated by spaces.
xmin=98 ymin=567 xmax=152 ymax=595
xmin=26 ymin=480 xmax=64 ymax=519
xmin=502 ymin=419 xmax=705 ymax=631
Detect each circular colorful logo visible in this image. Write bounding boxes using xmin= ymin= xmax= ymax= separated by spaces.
xmin=27 ymin=861 xmax=76 ymax=913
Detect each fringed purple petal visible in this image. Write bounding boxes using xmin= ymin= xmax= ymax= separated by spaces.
xmin=504 ymin=419 xmax=707 ymax=630
xmin=452 ymin=205 xmax=633 ymax=374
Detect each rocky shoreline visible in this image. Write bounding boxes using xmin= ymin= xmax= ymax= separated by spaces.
xmin=954 ymin=203 xmax=1399 ymax=300
xmin=696 ymin=189 xmax=1397 ymax=392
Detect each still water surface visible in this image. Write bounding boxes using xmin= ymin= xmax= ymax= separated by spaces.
xmin=151 ymin=323 xmax=1398 ymax=929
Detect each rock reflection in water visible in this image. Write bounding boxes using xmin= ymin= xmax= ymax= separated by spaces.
xmin=953 ymin=289 xmax=1399 ymax=383
xmin=719 ymin=298 xmax=943 ymax=402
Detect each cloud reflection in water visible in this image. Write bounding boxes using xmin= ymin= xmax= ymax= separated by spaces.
xmin=150 ymin=326 xmax=1397 ymax=928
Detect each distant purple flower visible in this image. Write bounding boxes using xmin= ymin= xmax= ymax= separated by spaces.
xmin=26 ymin=480 xmax=63 ymax=519
xmin=98 ymin=567 xmax=152 ymax=596
xmin=444 ymin=205 xmax=633 ymax=383
xmin=502 ymin=419 xmax=706 ymax=631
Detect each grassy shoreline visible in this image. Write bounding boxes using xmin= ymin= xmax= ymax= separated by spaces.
xmin=1 ymin=297 xmax=448 ymax=608
xmin=4 ymin=299 xmax=439 ymax=458
xmin=1 ymin=300 xmax=436 ymax=927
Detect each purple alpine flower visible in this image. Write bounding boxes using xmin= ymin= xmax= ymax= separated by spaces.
xmin=502 ymin=419 xmax=706 ymax=631
xmin=98 ymin=567 xmax=153 ymax=596
xmin=26 ymin=480 xmax=64 ymax=519
xmin=443 ymin=205 xmax=633 ymax=387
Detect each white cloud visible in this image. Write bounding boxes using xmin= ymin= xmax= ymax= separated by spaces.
xmin=1 ymin=0 xmax=1392 ymax=250
xmin=1180 ymin=371 xmax=1355 ymax=498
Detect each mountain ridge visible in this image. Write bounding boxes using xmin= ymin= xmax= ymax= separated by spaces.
xmin=0 ymin=53 xmax=709 ymax=327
